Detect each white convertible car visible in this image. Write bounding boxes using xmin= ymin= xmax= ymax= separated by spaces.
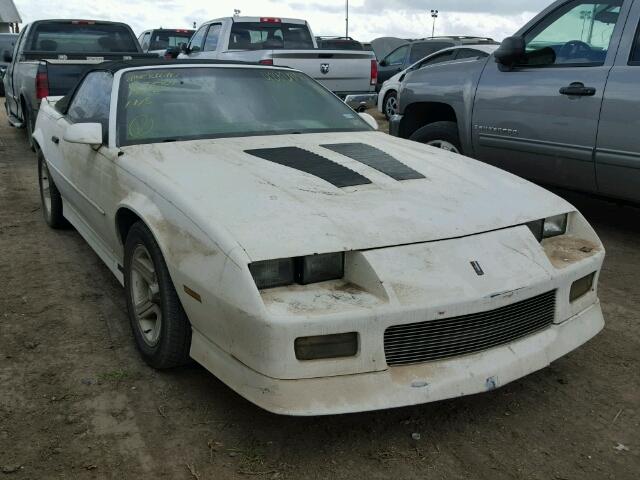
xmin=34 ymin=59 xmax=605 ymax=416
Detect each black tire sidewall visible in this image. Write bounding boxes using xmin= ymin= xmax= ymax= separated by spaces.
xmin=23 ymin=103 xmax=35 ymax=150
xmin=124 ymin=222 xmax=191 ymax=369
xmin=409 ymin=121 xmax=463 ymax=154
xmin=38 ymin=152 xmax=65 ymax=228
xmin=383 ymin=91 xmax=397 ymax=120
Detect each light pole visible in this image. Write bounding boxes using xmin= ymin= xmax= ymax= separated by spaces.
xmin=345 ymin=0 xmax=349 ymax=38
xmin=430 ymin=9 xmax=438 ymax=38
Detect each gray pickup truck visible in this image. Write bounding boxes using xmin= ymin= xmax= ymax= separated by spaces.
xmin=3 ymin=19 xmax=153 ymax=148
xmin=137 ymin=28 xmax=194 ymax=57
xmin=173 ymin=16 xmax=378 ymax=111
xmin=392 ymin=0 xmax=640 ymax=204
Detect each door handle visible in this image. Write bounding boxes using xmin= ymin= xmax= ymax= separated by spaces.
xmin=51 ymin=136 xmax=59 ymax=144
xmin=559 ymin=82 xmax=596 ymax=96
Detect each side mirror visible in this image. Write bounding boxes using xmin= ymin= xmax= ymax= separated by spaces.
xmin=2 ymin=50 xmax=12 ymax=63
xmin=165 ymin=46 xmax=181 ymax=59
xmin=180 ymin=42 xmax=190 ymax=54
xmin=358 ymin=112 xmax=379 ymax=131
xmin=379 ymin=59 xmax=387 ymax=67
xmin=494 ymin=36 xmax=525 ymax=69
xmin=63 ymin=123 xmax=103 ymax=147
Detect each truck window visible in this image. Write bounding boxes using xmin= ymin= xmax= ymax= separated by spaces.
xmin=229 ymin=23 xmax=313 ymax=50
xmin=522 ymin=1 xmax=623 ymax=66
xmin=203 ymin=24 xmax=221 ymax=51
xmin=409 ymin=42 xmax=452 ymax=63
xmin=629 ymin=20 xmax=640 ymax=64
xmin=188 ymin=26 xmax=207 ymax=52
xmin=384 ymin=45 xmax=409 ymax=66
xmin=140 ymin=32 xmax=151 ymax=51
xmin=150 ymin=30 xmax=193 ymax=50
xmin=67 ymin=71 xmax=113 ymax=140
xmin=418 ymin=50 xmax=455 ymax=67
xmin=455 ymin=48 xmax=488 ymax=60
xmin=29 ymin=22 xmax=138 ymax=53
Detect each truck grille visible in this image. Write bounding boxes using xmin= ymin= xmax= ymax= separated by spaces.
xmin=384 ymin=290 xmax=556 ymax=366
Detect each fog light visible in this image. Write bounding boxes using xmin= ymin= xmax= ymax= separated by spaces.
xmin=570 ymin=272 xmax=595 ymax=302
xmin=294 ymin=332 xmax=358 ymax=360
xmin=249 ymin=258 xmax=294 ymax=289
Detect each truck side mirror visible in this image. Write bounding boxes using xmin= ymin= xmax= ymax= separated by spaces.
xmin=379 ymin=59 xmax=387 ymax=67
xmin=494 ymin=36 xmax=525 ymax=69
xmin=2 ymin=50 xmax=12 ymax=63
xmin=180 ymin=42 xmax=190 ymax=54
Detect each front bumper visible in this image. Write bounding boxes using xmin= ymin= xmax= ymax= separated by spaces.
xmin=343 ymin=93 xmax=378 ymax=111
xmin=191 ymin=301 xmax=604 ymax=416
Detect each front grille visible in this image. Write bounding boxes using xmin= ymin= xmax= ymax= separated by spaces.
xmin=384 ymin=290 xmax=556 ymax=366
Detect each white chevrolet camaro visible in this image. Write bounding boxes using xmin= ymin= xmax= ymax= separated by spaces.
xmin=33 ymin=60 xmax=605 ymax=416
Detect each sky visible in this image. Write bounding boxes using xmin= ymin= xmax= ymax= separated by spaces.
xmin=13 ymin=0 xmax=555 ymax=41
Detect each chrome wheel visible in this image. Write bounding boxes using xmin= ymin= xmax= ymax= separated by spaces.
xmin=40 ymin=161 xmax=52 ymax=220
xmin=130 ymin=245 xmax=162 ymax=347
xmin=385 ymin=94 xmax=398 ymax=118
xmin=426 ymin=139 xmax=460 ymax=154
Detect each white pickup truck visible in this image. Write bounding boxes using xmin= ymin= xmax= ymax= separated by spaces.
xmin=171 ymin=16 xmax=378 ymax=111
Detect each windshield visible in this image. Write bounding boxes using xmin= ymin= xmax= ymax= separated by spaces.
xmin=150 ymin=31 xmax=193 ymax=50
xmin=117 ymin=67 xmax=370 ymax=146
xmin=29 ymin=22 xmax=138 ymax=53
xmin=229 ymin=22 xmax=314 ymax=49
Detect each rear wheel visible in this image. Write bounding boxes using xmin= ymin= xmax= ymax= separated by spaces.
xmin=409 ymin=121 xmax=463 ymax=154
xmin=383 ymin=91 xmax=398 ymax=119
xmin=124 ymin=222 xmax=192 ymax=369
xmin=38 ymin=151 xmax=66 ymax=228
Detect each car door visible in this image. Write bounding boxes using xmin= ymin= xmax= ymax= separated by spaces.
xmin=184 ymin=25 xmax=208 ymax=58
xmin=56 ymin=71 xmax=116 ymax=249
xmin=595 ymin=2 xmax=640 ymax=202
xmin=378 ymin=44 xmax=409 ymax=85
xmin=472 ymin=0 xmax=627 ymax=192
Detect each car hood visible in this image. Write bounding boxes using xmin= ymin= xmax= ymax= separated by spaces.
xmin=120 ymin=131 xmax=573 ymax=261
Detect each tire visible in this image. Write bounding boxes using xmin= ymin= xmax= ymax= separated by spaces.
xmin=383 ymin=90 xmax=398 ymax=120
xmin=409 ymin=121 xmax=463 ymax=154
xmin=124 ymin=221 xmax=192 ymax=369
xmin=38 ymin=151 xmax=67 ymax=229
xmin=22 ymin=101 xmax=35 ymax=151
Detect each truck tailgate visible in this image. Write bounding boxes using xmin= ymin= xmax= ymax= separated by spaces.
xmin=43 ymin=60 xmax=104 ymax=96
xmin=270 ymin=50 xmax=373 ymax=93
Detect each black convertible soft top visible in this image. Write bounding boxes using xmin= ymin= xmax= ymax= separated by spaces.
xmin=55 ymin=59 xmax=278 ymax=114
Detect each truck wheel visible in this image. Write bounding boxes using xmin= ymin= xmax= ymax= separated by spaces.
xmin=22 ymin=101 xmax=35 ymax=152
xmin=38 ymin=151 xmax=67 ymax=229
xmin=124 ymin=221 xmax=192 ymax=369
xmin=409 ymin=121 xmax=463 ymax=154
xmin=383 ymin=91 xmax=398 ymax=119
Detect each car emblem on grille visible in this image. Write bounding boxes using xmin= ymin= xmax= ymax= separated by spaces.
xmin=470 ymin=261 xmax=484 ymax=276
xmin=320 ymin=63 xmax=330 ymax=74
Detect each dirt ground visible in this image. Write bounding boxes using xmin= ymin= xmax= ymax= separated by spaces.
xmin=0 ymin=105 xmax=638 ymax=480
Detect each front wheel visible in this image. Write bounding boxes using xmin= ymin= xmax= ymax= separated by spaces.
xmin=383 ymin=91 xmax=398 ymax=120
xmin=38 ymin=152 xmax=67 ymax=228
xmin=409 ymin=121 xmax=463 ymax=154
xmin=124 ymin=222 xmax=192 ymax=369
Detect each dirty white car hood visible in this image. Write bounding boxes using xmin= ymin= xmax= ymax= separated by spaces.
xmin=121 ymin=131 xmax=572 ymax=261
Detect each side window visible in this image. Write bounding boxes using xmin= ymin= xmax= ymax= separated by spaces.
xmin=385 ymin=45 xmax=409 ymax=65
xmin=454 ymin=48 xmax=488 ymax=60
xmin=140 ymin=32 xmax=151 ymax=51
xmin=630 ymin=19 xmax=640 ymax=64
xmin=522 ymin=0 xmax=623 ymax=66
xmin=409 ymin=42 xmax=451 ymax=63
xmin=67 ymin=71 xmax=113 ymax=141
xmin=189 ymin=26 xmax=207 ymax=52
xmin=203 ymin=24 xmax=221 ymax=51
xmin=419 ymin=50 xmax=455 ymax=68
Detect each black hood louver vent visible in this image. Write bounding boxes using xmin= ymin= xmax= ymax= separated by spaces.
xmin=245 ymin=147 xmax=372 ymax=188
xmin=321 ymin=143 xmax=425 ymax=181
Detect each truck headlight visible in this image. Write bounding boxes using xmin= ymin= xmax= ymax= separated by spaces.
xmin=250 ymin=252 xmax=344 ymax=289
xmin=526 ymin=214 xmax=568 ymax=242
